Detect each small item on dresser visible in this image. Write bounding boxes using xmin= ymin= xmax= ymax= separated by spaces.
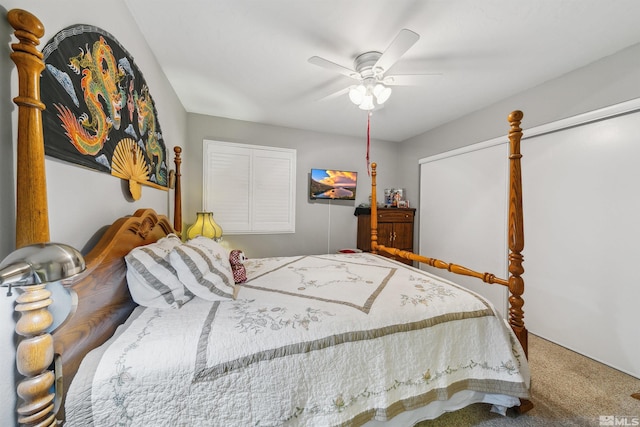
xmin=230 ymin=249 xmax=247 ymax=283
xmin=384 ymin=188 xmax=393 ymax=206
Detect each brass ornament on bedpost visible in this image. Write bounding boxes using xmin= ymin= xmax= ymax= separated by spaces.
xmin=8 ymin=9 xmax=50 ymax=249
xmin=506 ymin=110 xmax=528 ymax=358
xmin=1 ymin=242 xmax=85 ymax=427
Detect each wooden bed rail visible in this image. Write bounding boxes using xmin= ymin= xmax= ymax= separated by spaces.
xmin=370 ymin=110 xmax=528 ymax=358
xmin=371 ymin=243 xmax=510 ymax=287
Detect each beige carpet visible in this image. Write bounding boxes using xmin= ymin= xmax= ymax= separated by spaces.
xmin=415 ymin=334 xmax=640 ymax=427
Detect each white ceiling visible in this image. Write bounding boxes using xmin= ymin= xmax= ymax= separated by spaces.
xmin=124 ymin=0 xmax=640 ymax=142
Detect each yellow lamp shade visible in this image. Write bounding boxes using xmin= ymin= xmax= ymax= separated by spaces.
xmin=186 ymin=212 xmax=223 ymax=241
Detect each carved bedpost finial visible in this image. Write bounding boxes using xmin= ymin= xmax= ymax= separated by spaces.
xmin=8 ymin=9 xmax=49 ymax=249
xmin=173 ymin=146 xmax=183 ymax=236
xmin=507 ymin=110 xmax=528 ymax=356
xmin=7 ymin=9 xmax=44 ymax=54
xmin=508 ymin=110 xmax=524 ymax=126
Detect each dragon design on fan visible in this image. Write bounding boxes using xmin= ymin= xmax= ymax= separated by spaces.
xmin=54 ymin=36 xmax=124 ymax=156
xmin=41 ymin=23 xmax=170 ymax=199
xmin=135 ymin=85 xmax=165 ymax=185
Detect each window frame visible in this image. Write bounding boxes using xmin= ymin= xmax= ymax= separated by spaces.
xmin=202 ymin=140 xmax=296 ymax=234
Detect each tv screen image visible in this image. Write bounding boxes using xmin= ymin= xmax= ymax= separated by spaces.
xmin=310 ymin=169 xmax=358 ymax=200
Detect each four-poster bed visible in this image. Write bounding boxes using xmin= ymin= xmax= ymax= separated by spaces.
xmin=6 ymin=8 xmax=531 ymax=427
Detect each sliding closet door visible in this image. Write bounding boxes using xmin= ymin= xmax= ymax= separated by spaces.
xmin=419 ymin=144 xmax=509 ymax=317
xmin=522 ymin=110 xmax=640 ymax=378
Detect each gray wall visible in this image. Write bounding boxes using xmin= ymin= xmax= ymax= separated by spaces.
xmin=185 ymin=113 xmax=399 ymax=258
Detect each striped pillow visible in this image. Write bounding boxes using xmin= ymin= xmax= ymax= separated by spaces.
xmin=125 ymin=234 xmax=194 ymax=308
xmin=169 ymin=236 xmax=237 ymax=301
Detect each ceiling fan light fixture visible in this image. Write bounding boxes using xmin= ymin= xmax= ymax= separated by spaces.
xmin=373 ymin=84 xmax=392 ymax=104
xmin=309 ymin=28 xmax=424 ymax=112
xmin=349 ymin=82 xmax=390 ymax=110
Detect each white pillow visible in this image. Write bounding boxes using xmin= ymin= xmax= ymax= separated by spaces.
xmin=125 ymin=234 xmax=194 ymax=309
xmin=170 ymin=236 xmax=237 ymax=301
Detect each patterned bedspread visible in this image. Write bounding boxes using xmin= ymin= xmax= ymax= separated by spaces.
xmin=65 ymin=253 xmax=530 ymax=426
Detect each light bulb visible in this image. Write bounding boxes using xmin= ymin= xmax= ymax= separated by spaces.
xmin=349 ymin=85 xmax=365 ymax=105
xmin=359 ymin=94 xmax=375 ymax=110
xmin=374 ymin=84 xmax=392 ymax=104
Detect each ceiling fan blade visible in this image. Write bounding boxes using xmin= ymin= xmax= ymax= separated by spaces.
xmin=374 ymin=29 xmax=420 ymax=73
xmin=383 ymin=73 xmax=441 ymax=86
xmin=318 ymin=86 xmax=350 ymax=102
xmin=308 ymin=56 xmax=361 ymax=80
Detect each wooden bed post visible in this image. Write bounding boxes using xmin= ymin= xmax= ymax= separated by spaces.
xmin=9 ymin=9 xmax=49 ymax=249
xmin=173 ymin=146 xmax=183 ymax=236
xmin=506 ymin=110 xmax=528 ymax=358
xmin=507 ymin=113 xmax=533 ymax=415
xmin=370 ymin=163 xmax=379 ymax=254
xmin=8 ymin=9 xmax=59 ymax=427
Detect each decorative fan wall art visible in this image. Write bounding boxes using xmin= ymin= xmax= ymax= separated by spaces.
xmin=41 ymin=24 xmax=167 ymax=200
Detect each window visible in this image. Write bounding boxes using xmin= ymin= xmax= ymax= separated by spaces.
xmin=203 ymin=140 xmax=296 ymax=234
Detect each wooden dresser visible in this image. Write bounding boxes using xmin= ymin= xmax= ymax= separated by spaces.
xmin=355 ymin=207 xmax=415 ymax=265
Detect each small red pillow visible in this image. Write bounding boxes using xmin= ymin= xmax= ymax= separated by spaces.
xmin=229 ymin=249 xmax=247 ymax=283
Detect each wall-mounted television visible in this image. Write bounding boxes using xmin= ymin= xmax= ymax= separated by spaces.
xmin=310 ymin=168 xmax=358 ymax=201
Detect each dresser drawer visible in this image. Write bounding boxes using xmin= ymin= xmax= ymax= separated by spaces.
xmin=377 ymin=210 xmax=414 ymax=223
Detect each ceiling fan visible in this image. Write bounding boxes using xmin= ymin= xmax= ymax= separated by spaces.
xmin=308 ymin=29 xmax=438 ymax=110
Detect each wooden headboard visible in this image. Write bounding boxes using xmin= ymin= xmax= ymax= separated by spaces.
xmin=7 ymin=9 xmax=182 ymax=425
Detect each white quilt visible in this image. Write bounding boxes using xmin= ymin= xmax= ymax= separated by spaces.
xmin=65 ymin=253 xmax=530 ymax=426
